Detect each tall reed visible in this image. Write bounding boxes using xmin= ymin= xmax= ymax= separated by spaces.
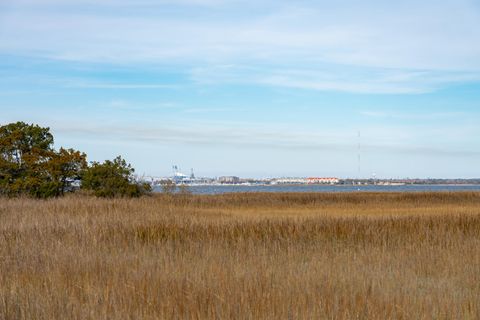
xmin=1 ymin=192 xmax=479 ymax=319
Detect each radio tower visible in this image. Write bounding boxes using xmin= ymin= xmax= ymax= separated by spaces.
xmin=357 ymin=131 xmax=361 ymax=178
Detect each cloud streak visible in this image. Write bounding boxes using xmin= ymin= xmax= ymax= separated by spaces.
xmin=359 ymin=111 xmax=468 ymax=120
xmin=51 ymin=122 xmax=480 ymax=158
xmin=1 ymin=0 xmax=480 ymax=93
xmin=191 ymin=65 xmax=480 ymax=94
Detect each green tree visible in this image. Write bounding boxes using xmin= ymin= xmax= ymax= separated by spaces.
xmin=47 ymin=148 xmax=87 ymax=196
xmin=81 ymin=156 xmax=151 ymax=198
xmin=0 ymin=122 xmax=86 ymax=198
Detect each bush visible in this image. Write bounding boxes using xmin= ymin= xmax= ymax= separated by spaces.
xmin=0 ymin=122 xmax=86 ymax=198
xmin=81 ymin=156 xmax=150 ymax=198
xmin=1 ymin=122 xmax=149 ymax=199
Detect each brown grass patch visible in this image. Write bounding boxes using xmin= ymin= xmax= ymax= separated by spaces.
xmin=1 ymin=192 xmax=480 ymax=319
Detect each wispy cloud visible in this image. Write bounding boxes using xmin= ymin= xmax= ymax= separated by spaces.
xmin=106 ymin=99 xmax=177 ymax=111
xmin=359 ymin=111 xmax=468 ymax=120
xmin=5 ymin=0 xmax=231 ymax=7
xmin=182 ymin=107 xmax=242 ymax=114
xmin=64 ymin=81 xmax=178 ymax=89
xmin=191 ymin=65 xmax=480 ymax=94
xmin=0 ymin=70 xmax=181 ymax=90
xmin=1 ymin=0 xmax=480 ymax=93
xmin=50 ymin=121 xmax=480 ymax=158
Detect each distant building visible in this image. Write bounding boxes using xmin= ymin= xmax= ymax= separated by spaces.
xmin=306 ymin=177 xmax=340 ymax=184
xmin=172 ymin=172 xmax=189 ymax=184
xmin=218 ymin=176 xmax=240 ymax=184
xmin=273 ymin=177 xmax=308 ymax=184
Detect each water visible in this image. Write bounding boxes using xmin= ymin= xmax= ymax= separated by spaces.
xmin=154 ymin=184 xmax=480 ymax=195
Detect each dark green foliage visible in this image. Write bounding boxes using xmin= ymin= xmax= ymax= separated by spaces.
xmin=81 ymin=156 xmax=150 ymax=198
xmin=0 ymin=122 xmax=53 ymax=196
xmin=1 ymin=122 xmax=148 ymax=198
xmin=0 ymin=122 xmax=86 ymax=198
xmin=47 ymin=148 xmax=88 ymax=196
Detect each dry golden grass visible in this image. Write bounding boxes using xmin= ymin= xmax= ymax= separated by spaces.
xmin=1 ymin=192 xmax=480 ymax=319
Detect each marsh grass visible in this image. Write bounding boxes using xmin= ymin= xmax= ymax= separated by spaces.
xmin=1 ymin=192 xmax=480 ymax=319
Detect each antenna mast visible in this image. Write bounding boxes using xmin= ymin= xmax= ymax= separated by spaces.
xmin=357 ymin=131 xmax=361 ymax=178
xmin=172 ymin=165 xmax=178 ymax=177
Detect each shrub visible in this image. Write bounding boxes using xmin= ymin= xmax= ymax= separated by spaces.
xmin=0 ymin=122 xmax=86 ymax=198
xmin=81 ymin=156 xmax=150 ymax=198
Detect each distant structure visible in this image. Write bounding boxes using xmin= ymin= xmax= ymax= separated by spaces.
xmin=172 ymin=165 xmax=189 ymax=184
xmin=272 ymin=177 xmax=340 ymax=185
xmin=218 ymin=176 xmax=240 ymax=184
xmin=273 ymin=177 xmax=307 ymax=184
xmin=306 ymin=177 xmax=340 ymax=184
xmin=358 ymin=130 xmax=361 ymax=177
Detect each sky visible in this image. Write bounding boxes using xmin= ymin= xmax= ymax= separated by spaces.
xmin=1 ymin=0 xmax=480 ymax=178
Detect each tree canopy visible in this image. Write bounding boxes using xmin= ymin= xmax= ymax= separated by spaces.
xmin=0 ymin=122 xmax=87 ymax=198
xmin=0 ymin=122 xmax=149 ymax=198
xmin=81 ymin=156 xmax=151 ymax=198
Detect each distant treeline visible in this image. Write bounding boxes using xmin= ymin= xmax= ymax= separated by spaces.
xmin=0 ymin=121 xmax=150 ymax=198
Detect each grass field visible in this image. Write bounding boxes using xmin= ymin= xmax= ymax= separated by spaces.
xmin=1 ymin=192 xmax=480 ymax=319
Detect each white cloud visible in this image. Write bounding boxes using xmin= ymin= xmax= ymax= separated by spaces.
xmin=46 ymin=120 xmax=480 ymax=158
xmin=1 ymin=0 xmax=480 ymax=93
xmin=64 ymin=81 xmax=178 ymax=89
xmin=3 ymin=0 xmax=231 ymax=7
xmin=106 ymin=99 xmax=177 ymax=111
xmin=359 ymin=110 xmax=468 ymax=120
xmin=190 ymin=65 xmax=480 ymax=94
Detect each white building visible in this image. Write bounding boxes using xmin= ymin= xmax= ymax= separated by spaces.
xmin=218 ymin=176 xmax=240 ymax=184
xmin=306 ymin=177 xmax=339 ymax=184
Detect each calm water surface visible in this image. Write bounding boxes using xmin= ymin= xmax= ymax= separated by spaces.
xmin=154 ymin=184 xmax=480 ymax=195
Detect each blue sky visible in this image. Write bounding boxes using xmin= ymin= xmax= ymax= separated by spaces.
xmin=1 ymin=0 xmax=480 ymax=178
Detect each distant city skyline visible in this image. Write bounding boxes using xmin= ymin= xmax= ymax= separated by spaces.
xmin=1 ymin=0 xmax=480 ymax=178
